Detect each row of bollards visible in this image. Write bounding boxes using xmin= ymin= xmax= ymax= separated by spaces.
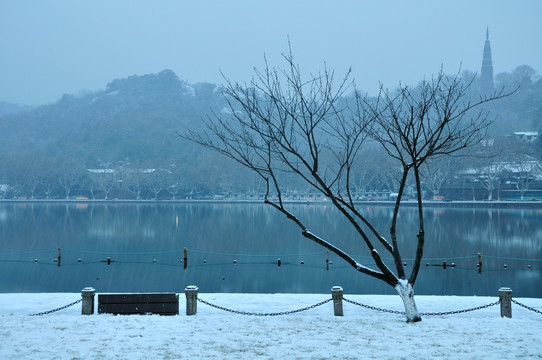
xmin=79 ymin=286 xmax=514 ymax=318
xmin=79 ymin=285 xmax=342 ymax=316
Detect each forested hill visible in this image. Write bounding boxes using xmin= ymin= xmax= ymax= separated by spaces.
xmin=0 ymin=67 xmax=540 ymax=199
xmin=2 ymin=67 xmax=541 ymax=166
xmin=0 ymin=69 xmax=224 ymax=167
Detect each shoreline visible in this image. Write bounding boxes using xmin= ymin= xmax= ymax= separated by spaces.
xmin=1 ymin=198 xmax=542 ymax=209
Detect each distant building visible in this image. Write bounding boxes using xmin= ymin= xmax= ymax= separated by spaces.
xmin=480 ymin=27 xmax=494 ymax=94
xmin=513 ymin=131 xmax=539 ymax=143
xmin=87 ymin=169 xmax=115 ymax=174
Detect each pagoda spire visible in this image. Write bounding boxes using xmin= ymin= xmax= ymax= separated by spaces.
xmin=481 ymin=27 xmax=494 ymax=94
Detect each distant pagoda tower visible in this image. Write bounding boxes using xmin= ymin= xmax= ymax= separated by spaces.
xmin=480 ymin=27 xmax=494 ymax=94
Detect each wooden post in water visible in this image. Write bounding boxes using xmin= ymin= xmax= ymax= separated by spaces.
xmin=331 ymin=286 xmax=343 ymax=316
xmin=57 ymin=248 xmax=61 ymax=267
xmin=185 ymin=285 xmax=198 ymax=316
xmin=499 ymin=287 xmax=513 ymax=318
xmin=183 ymin=247 xmax=188 ymax=270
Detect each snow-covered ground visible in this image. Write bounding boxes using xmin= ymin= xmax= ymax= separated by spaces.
xmin=1 ymin=292 xmax=541 ymax=359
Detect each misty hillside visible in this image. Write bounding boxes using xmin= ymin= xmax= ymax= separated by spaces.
xmin=0 ymin=67 xmax=540 ymax=199
xmin=486 ymin=66 xmax=542 ymax=135
xmin=2 ymin=67 xmax=540 ymax=163
xmin=0 ymin=69 xmax=224 ymax=166
xmin=0 ymin=102 xmax=35 ymax=117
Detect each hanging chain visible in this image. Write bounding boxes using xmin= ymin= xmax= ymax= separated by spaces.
xmin=197 ymin=297 xmax=332 ymax=316
xmin=512 ymin=299 xmax=542 ymax=315
xmin=343 ymin=297 xmax=406 ymax=315
xmin=26 ymin=297 xmax=539 ymax=317
xmin=420 ymin=300 xmax=500 ymax=316
xmin=343 ymin=297 xmax=501 ymax=316
xmin=28 ymin=299 xmax=82 ymax=316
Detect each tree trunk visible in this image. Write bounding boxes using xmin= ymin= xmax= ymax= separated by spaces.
xmin=395 ymin=280 xmax=421 ymax=322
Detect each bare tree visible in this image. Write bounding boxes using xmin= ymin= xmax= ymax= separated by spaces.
xmin=463 ymin=152 xmax=506 ymax=201
xmin=146 ymin=168 xmax=172 ymax=200
xmin=503 ymin=154 xmax=541 ymax=200
xmin=350 ymin=146 xmax=388 ymax=199
xmin=421 ymin=157 xmax=457 ymax=199
xmin=362 ymin=72 xmax=510 ymax=320
xmin=124 ymin=166 xmax=146 ymax=200
xmin=89 ymin=170 xmax=117 ymax=200
xmin=184 ymin=50 xmax=509 ymax=322
xmin=480 ymin=161 xmax=505 ymax=200
xmin=59 ymin=158 xmax=85 ymax=199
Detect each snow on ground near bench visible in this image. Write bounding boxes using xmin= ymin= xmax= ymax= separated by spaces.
xmin=1 ymin=293 xmax=541 ymax=359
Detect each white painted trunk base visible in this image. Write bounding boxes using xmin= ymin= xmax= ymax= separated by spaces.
xmin=395 ymin=280 xmax=422 ymax=322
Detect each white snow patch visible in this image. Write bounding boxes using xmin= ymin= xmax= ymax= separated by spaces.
xmin=1 ymin=292 xmax=541 ymax=359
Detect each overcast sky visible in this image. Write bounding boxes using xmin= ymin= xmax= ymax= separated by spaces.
xmin=1 ymin=0 xmax=541 ymax=105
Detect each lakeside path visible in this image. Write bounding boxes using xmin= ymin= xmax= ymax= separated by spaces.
xmin=1 ymin=293 xmax=541 ymax=359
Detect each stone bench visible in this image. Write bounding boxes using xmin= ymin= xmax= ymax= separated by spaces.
xmin=98 ymin=293 xmax=179 ymax=315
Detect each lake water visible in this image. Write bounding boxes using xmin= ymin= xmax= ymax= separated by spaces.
xmin=0 ymin=202 xmax=541 ymax=297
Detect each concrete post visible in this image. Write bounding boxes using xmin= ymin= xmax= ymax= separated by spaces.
xmin=331 ymin=286 xmax=344 ymax=316
xmin=499 ymin=287 xmax=513 ymax=318
xmin=81 ymin=287 xmax=95 ymax=315
xmin=185 ymin=285 xmax=199 ymax=316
